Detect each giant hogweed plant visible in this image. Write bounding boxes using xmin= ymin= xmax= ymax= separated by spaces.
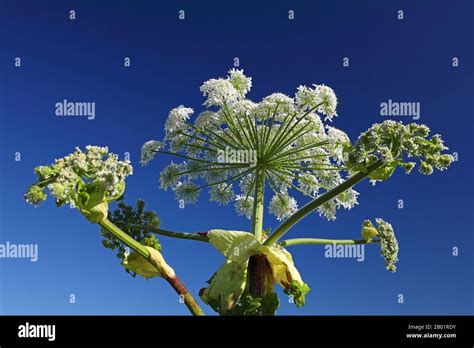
xmin=25 ymin=70 xmax=454 ymax=315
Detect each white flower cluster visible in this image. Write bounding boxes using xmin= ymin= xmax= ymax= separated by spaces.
xmin=164 ymin=106 xmax=194 ymax=134
xmin=374 ymin=218 xmax=399 ymax=272
xmin=141 ymin=69 xmax=358 ymax=220
xmin=269 ymin=194 xmax=298 ymax=221
xmin=199 ymin=69 xmax=251 ymax=107
xmin=296 ymin=84 xmax=338 ymax=121
xmin=140 ymin=140 xmax=163 ymax=166
xmin=26 ymin=146 xmax=133 ymax=207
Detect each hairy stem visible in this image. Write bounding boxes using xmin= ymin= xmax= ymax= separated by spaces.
xmin=99 ymin=218 xmax=205 ymax=316
xmin=128 ymin=225 xmax=209 ymax=242
xmin=264 ymin=161 xmax=383 ymax=246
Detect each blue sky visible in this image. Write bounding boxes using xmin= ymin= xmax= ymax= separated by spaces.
xmin=0 ymin=0 xmax=472 ymax=315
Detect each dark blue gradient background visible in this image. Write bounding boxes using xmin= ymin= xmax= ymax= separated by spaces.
xmin=0 ymin=0 xmax=472 ymax=315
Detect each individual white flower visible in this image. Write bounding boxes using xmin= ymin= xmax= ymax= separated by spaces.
xmin=228 ymin=69 xmax=252 ymax=97
xmin=269 ymin=193 xmax=298 ymax=221
xmin=313 ymin=85 xmax=338 ymax=121
xmin=210 ymin=184 xmax=235 ymax=206
xmin=159 ymin=162 xmax=182 ymax=190
xmin=174 ymin=182 xmax=200 ymax=204
xmin=200 ymin=78 xmax=239 ymax=107
xmin=165 ymin=105 xmax=194 ymax=134
xmin=234 ymin=195 xmax=254 ymax=219
xmin=140 ymin=140 xmax=162 ymax=166
xmin=317 ymin=200 xmax=337 ymax=221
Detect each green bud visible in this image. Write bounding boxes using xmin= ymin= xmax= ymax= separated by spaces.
xmin=419 ymin=161 xmax=433 ymax=175
xmin=361 ymin=226 xmax=378 ymax=242
xmin=437 ymin=154 xmax=454 ymax=170
xmin=139 ymin=234 xmax=162 ymax=252
xmin=400 ymin=161 xmax=416 ymax=174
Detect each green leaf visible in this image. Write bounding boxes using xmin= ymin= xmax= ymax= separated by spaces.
xmin=205 ymin=229 xmax=308 ymax=311
xmin=261 ymin=244 xmax=303 ymax=290
xmin=208 ymin=229 xmax=260 ymax=263
xmin=199 ymin=259 xmax=249 ymax=314
xmin=368 ymin=162 xmax=397 ymax=181
xmin=121 ymin=246 xmax=165 ymax=279
xmin=75 ymin=181 xmax=109 ymax=224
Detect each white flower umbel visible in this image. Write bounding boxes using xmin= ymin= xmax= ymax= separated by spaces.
xmin=210 ymin=184 xmax=235 ymax=206
xmin=200 ymin=79 xmax=239 ymax=107
xmin=269 ymin=193 xmax=298 ymax=221
xmin=159 ymin=162 xmax=182 ymax=190
xmin=140 ymin=140 xmax=163 ymax=166
xmin=174 ymin=181 xmax=200 ymax=204
xmin=25 ymin=146 xmax=133 ymax=223
xmin=228 ymin=68 xmax=252 ymax=97
xmin=235 ymin=195 xmax=254 ymax=219
xmin=165 ymin=106 xmax=194 ymax=135
xmin=141 ymin=69 xmax=356 ymax=224
xmin=314 ymin=85 xmax=338 ymax=121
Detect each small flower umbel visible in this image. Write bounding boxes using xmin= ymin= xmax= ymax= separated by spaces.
xmin=25 ymin=146 xmax=132 ymax=223
xmin=367 ymin=219 xmax=399 ymax=272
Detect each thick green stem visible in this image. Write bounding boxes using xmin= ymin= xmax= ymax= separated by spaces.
xmin=279 ymin=238 xmax=379 ymax=247
xmin=251 ymin=168 xmax=265 ymax=242
xmin=264 ymin=161 xmax=383 ymax=247
xmin=99 ymin=218 xmax=205 ymax=316
xmin=128 ymin=225 xmax=209 ymax=243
